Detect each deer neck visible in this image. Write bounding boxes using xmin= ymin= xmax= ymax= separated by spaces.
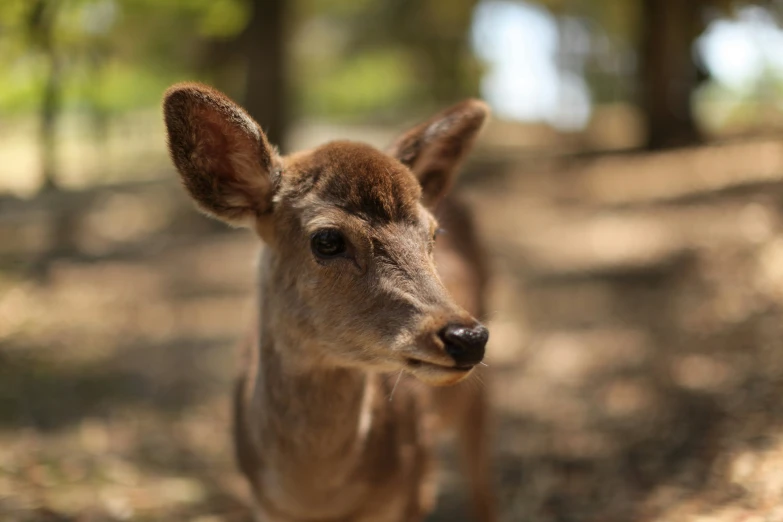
xmin=247 ymin=250 xmax=376 ymax=472
xmin=253 ymin=339 xmax=374 ymax=455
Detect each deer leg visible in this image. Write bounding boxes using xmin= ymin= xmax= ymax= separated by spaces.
xmin=457 ymin=385 xmax=497 ymax=522
xmin=433 ymin=379 xmax=497 ymax=522
xmin=458 ymin=389 xmax=498 ymax=522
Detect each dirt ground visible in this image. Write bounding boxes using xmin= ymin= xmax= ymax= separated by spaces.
xmin=4 ymin=138 xmax=783 ymax=521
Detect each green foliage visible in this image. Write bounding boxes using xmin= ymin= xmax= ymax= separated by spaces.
xmin=299 ymin=49 xmax=416 ymax=119
xmin=119 ymin=0 xmax=249 ymax=40
xmin=0 ymin=60 xmax=46 ymax=114
xmin=292 ymin=0 xmax=481 ymax=119
xmin=0 ymin=0 xmax=772 ymax=126
xmin=0 ymin=0 xmax=249 ymax=116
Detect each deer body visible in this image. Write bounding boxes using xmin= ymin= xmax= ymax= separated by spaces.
xmin=237 ymin=347 xmax=435 ymax=521
xmin=235 ymin=251 xmax=437 ymax=521
xmin=164 ymin=85 xmax=495 ymax=521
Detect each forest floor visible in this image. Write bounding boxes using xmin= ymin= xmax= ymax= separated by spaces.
xmin=4 ymin=137 xmax=783 ymax=521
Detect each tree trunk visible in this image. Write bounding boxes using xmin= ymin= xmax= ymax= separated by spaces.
xmin=41 ymin=48 xmax=61 ymax=191
xmin=243 ymin=0 xmax=288 ymax=151
xmin=29 ymin=0 xmax=62 ymax=190
xmin=639 ymin=0 xmax=703 ymax=150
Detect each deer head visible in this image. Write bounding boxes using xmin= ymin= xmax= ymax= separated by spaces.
xmin=163 ymin=83 xmax=489 ymax=385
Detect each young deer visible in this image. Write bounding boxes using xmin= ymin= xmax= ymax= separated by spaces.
xmin=163 ymin=83 xmax=495 ymax=522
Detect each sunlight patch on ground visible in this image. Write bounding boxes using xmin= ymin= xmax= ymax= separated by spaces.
xmin=0 ymin=111 xmax=169 ymax=197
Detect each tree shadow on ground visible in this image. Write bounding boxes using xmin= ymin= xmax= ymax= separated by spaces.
xmin=0 ymin=336 xmax=233 ymax=432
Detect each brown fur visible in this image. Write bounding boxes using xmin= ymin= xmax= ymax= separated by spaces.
xmin=163 ymin=82 xmax=496 ymax=522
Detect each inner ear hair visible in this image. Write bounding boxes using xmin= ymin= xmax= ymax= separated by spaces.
xmin=163 ymin=82 xmax=278 ymax=226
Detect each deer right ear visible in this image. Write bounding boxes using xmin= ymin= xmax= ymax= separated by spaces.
xmin=388 ymin=99 xmax=489 ymax=209
xmin=163 ymin=83 xmax=279 ymax=226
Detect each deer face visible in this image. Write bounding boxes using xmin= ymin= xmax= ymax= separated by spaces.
xmin=163 ymin=84 xmax=489 ymax=385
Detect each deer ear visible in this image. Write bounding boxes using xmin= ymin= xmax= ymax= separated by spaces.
xmin=388 ymin=99 xmax=489 ymax=208
xmin=163 ymin=83 xmax=279 ymax=226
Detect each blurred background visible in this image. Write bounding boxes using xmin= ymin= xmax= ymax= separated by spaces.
xmin=5 ymin=0 xmax=783 ymax=520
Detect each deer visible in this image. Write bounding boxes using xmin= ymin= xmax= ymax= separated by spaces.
xmin=163 ymin=83 xmax=495 ymax=522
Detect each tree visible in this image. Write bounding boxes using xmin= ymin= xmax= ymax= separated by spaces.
xmin=537 ymin=0 xmax=765 ymax=149
xmin=638 ymin=0 xmax=706 ymax=149
xmin=243 ymin=0 xmax=288 ymax=151
xmin=26 ymin=0 xmax=62 ymax=191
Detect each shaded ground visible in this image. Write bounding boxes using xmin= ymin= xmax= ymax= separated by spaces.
xmin=4 ymin=138 xmax=783 ymax=520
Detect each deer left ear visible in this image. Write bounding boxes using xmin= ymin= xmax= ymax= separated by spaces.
xmin=163 ymin=82 xmax=279 ymax=227
xmin=388 ymin=99 xmax=489 ymax=208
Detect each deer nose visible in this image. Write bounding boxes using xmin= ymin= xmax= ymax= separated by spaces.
xmin=439 ymin=323 xmax=488 ymax=368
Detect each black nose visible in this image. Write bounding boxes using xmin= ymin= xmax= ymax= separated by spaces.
xmin=439 ymin=323 xmax=488 ymax=368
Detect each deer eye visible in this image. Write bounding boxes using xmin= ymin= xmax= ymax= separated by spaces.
xmin=433 ymin=227 xmax=445 ymax=241
xmin=311 ymin=229 xmax=347 ymax=259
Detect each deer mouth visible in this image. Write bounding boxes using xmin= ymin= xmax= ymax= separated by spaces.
xmin=404 ymin=357 xmax=474 ymax=385
xmin=406 ymin=358 xmax=473 ymax=371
